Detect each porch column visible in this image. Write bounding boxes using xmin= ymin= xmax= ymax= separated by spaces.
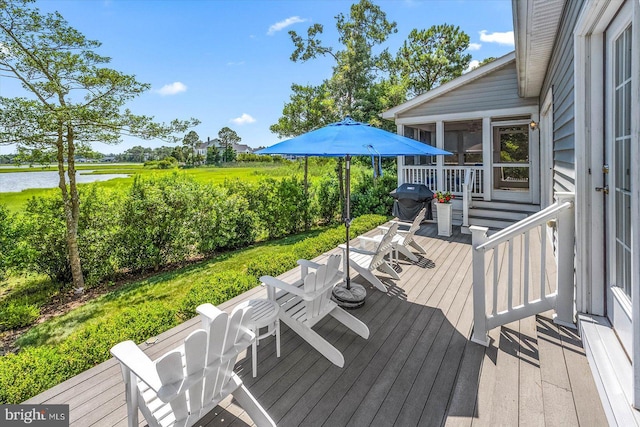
xmin=436 ymin=120 xmax=444 ymax=192
xmin=397 ymin=124 xmax=404 ymax=186
xmin=482 ymin=117 xmax=491 ymax=201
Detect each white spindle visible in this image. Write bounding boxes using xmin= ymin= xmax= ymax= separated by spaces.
xmin=493 ymin=246 xmax=499 ymax=315
xmin=508 ymin=240 xmax=513 ymax=311
xmin=524 ymin=230 xmax=530 ymax=305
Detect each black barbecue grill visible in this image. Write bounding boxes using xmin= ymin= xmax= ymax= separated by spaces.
xmin=390 ymin=183 xmax=434 ymax=221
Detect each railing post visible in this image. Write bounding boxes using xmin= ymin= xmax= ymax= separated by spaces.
xmin=470 ymin=225 xmax=490 ymax=346
xmin=462 ymin=182 xmax=470 ymax=233
xmin=554 ymin=192 xmax=576 ymax=328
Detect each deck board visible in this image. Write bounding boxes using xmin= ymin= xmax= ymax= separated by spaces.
xmin=23 ymin=223 xmax=606 ymax=427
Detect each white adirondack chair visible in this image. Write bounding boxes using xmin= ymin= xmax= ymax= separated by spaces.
xmin=369 ymin=207 xmax=428 ymax=263
xmin=340 ymin=222 xmax=399 ymax=292
xmin=260 ymin=254 xmax=369 ymax=368
xmin=110 ymin=304 xmax=275 ymax=427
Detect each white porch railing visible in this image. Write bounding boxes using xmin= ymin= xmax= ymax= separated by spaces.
xmin=400 ymin=166 xmax=484 ymax=196
xmin=470 ymin=192 xmax=575 ymax=346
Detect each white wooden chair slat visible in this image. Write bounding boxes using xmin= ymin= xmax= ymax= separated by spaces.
xmin=341 ymin=222 xmax=400 ymax=292
xmin=155 ymin=351 xmax=189 ymax=421
xmin=260 ymin=254 xmax=370 ymax=368
xmin=184 ymin=329 xmax=207 ymax=415
xmin=111 ymin=304 xmax=275 ymax=427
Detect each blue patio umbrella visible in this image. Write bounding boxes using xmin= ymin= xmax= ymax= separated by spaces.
xmin=258 ymin=117 xmax=450 ymax=306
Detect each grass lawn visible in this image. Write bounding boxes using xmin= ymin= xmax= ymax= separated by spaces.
xmin=14 ymin=226 xmax=327 ymax=349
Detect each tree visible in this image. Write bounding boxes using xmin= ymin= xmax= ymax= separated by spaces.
xmin=182 ymin=130 xmax=200 ymax=165
xmin=286 ymin=0 xmax=397 ymax=217
xmin=395 ymin=24 xmax=472 ymax=97
xmin=270 ymin=83 xmax=338 ymax=138
xmin=222 ymin=144 xmax=236 ymax=163
xmin=206 ymin=145 xmax=221 ymax=165
xmin=289 ymin=0 xmax=397 ymax=123
xmin=270 ymin=83 xmax=339 ymax=229
xmin=0 ymin=0 xmax=198 ymax=291
xmin=218 ymin=127 xmax=240 ymax=162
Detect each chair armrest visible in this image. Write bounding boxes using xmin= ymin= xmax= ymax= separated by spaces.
xmin=297 ymin=259 xmax=322 ymax=270
xmin=297 ymin=259 xmax=322 ymax=277
xmin=339 ymin=244 xmax=376 ymax=255
xmin=110 ymin=341 xmax=162 ymax=392
xmin=260 ymin=276 xmax=310 ymax=300
xmin=347 ymin=247 xmax=377 ymax=256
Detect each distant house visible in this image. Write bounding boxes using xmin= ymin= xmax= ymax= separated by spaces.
xmin=195 ymin=137 xmax=221 ymax=157
xmin=231 ymin=143 xmax=253 ymax=154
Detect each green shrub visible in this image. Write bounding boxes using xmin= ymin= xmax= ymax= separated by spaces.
xmin=0 ymin=205 xmax=20 ymax=279
xmin=12 ymin=185 xmax=122 ymax=287
xmin=350 ymin=171 xmax=397 ymax=217
xmin=0 ymin=302 xmax=178 ymax=404
xmin=0 ymin=301 xmax=40 ymax=332
xmin=177 ymin=272 xmax=259 ymax=321
xmin=314 ymin=174 xmax=341 ymax=225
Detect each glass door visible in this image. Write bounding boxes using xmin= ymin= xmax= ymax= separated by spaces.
xmin=605 ymin=6 xmax=633 ymax=356
xmin=491 ymin=123 xmax=532 ymax=202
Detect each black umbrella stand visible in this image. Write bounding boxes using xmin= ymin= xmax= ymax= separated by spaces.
xmin=332 ymin=155 xmax=367 ymax=309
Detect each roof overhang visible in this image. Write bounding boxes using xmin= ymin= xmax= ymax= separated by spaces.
xmin=512 ymin=0 xmax=566 ymax=98
xmin=382 ymin=51 xmax=516 ymax=120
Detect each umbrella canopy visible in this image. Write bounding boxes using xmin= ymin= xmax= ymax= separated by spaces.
xmin=257 ymin=116 xmax=451 ymax=157
xmin=257 ymin=117 xmax=451 ymax=307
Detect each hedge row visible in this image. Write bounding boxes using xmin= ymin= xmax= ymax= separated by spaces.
xmin=0 ymin=214 xmax=387 ymax=404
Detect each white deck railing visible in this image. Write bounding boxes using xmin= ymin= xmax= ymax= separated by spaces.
xmin=470 ymin=192 xmax=575 ymax=346
xmin=400 ymin=166 xmax=484 ymax=196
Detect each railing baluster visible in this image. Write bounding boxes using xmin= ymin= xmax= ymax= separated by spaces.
xmin=493 ymin=246 xmax=499 ymax=315
xmin=524 ymin=230 xmax=530 ymax=305
xmin=540 ymin=223 xmax=546 ymax=300
xmin=508 ymin=239 xmax=513 ymax=310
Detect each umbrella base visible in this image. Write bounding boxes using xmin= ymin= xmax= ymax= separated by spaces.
xmin=332 ymin=282 xmax=366 ymax=309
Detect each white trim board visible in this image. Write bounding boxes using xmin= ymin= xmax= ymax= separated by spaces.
xmin=394 ymin=106 xmax=537 ymax=126
xmin=579 ymin=314 xmax=640 ymax=426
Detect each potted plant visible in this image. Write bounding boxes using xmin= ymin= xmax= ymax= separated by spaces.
xmin=434 ymin=191 xmax=454 ymax=237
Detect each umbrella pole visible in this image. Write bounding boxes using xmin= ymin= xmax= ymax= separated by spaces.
xmin=345 ymin=154 xmax=351 ymax=290
xmin=332 ymin=154 xmax=366 ymax=309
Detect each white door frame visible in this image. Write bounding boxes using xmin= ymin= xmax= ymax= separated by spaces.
xmin=489 ymin=119 xmax=538 ymax=203
xmin=575 ymin=0 xmax=640 ymax=410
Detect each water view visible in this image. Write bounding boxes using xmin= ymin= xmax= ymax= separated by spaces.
xmin=0 ymin=170 xmax=129 ymax=193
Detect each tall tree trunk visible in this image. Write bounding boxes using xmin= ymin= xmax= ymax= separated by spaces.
xmin=56 ymin=125 xmax=85 ymax=292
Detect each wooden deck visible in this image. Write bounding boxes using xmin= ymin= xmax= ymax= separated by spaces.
xmin=25 ymin=224 xmax=607 ymax=426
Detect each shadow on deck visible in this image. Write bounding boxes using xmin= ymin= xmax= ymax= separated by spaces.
xmin=25 ymin=224 xmax=606 ymax=426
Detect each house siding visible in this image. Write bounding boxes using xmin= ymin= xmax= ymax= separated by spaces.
xmin=540 ymin=0 xmax=585 ymax=194
xmin=397 ymin=62 xmax=538 ymax=119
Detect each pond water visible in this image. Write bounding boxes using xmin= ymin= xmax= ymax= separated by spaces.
xmin=0 ymin=170 xmax=129 ymax=193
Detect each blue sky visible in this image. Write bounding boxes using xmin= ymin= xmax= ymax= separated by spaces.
xmin=0 ymin=0 xmax=515 ymax=154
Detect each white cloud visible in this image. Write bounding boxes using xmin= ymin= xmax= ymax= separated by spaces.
xmin=267 ymin=16 xmax=307 ymax=35
xmin=231 ymin=113 xmax=256 ymax=125
xmin=479 ymin=30 xmax=515 ymax=46
xmin=468 ymin=43 xmax=482 ymax=51
xmin=465 ymin=60 xmax=480 ymax=73
xmin=156 ymin=82 xmax=187 ymax=96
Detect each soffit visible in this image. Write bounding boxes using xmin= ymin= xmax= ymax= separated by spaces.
xmin=513 ymin=0 xmax=566 ymax=98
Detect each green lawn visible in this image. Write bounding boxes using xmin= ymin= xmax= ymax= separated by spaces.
xmin=14 ymin=227 xmax=324 ymax=348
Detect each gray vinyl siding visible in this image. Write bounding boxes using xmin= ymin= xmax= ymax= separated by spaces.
xmin=540 ymin=0 xmax=585 ymax=194
xmin=397 ymin=62 xmax=538 ymax=119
